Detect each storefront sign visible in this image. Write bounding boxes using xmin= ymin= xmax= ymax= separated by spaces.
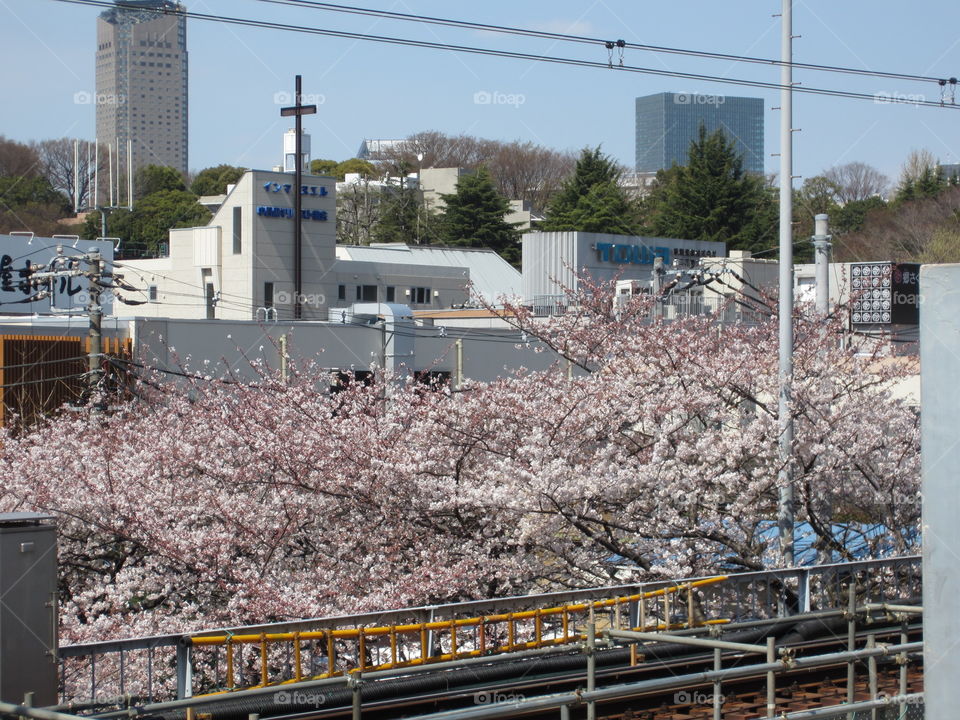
xmin=595 ymin=242 xmax=670 ymax=265
xmin=256 ymin=206 xmax=329 ymax=221
xmin=263 ymin=182 xmax=329 ymax=196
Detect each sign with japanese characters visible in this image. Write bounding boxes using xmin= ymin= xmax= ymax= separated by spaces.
xmin=850 ymin=262 xmax=920 ymax=326
xmin=0 ymin=236 xmax=115 ymax=315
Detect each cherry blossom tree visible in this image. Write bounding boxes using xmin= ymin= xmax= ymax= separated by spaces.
xmin=0 ymin=282 xmax=919 ymax=646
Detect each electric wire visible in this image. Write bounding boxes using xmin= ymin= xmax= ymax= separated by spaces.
xmin=255 ymin=0 xmax=954 ymax=86
xmin=0 ymin=371 xmax=90 ymax=390
xmin=0 ymin=354 xmax=92 ymax=371
xmin=49 ymin=0 xmax=960 ymax=110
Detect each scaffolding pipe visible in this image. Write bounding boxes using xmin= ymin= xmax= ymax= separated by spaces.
xmin=127 ymin=643 xmax=588 ymax=715
xmin=606 ymin=629 xmax=766 ymax=654
xmin=862 ymin=603 xmax=922 ymax=615
xmin=586 ymin=616 xmax=596 ymax=720
xmin=391 ymin=642 xmax=923 ymax=720
xmin=0 ymin=702 xmax=87 ymax=720
xmin=899 ymin=623 xmax=908 ymax=719
xmin=778 ymin=694 xmax=923 ymax=719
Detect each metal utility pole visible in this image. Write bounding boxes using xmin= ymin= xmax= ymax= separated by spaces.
xmin=86 ymin=251 xmax=105 ymax=410
xmin=777 ymin=0 xmax=796 ymax=567
xmin=652 ymin=256 xmax=665 ymax=320
xmin=812 ymin=214 xmax=831 ymax=315
xmin=73 ymin=139 xmax=80 ymax=213
xmin=280 ymin=75 xmax=317 ymax=320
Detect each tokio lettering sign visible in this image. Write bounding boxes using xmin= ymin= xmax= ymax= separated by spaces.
xmin=263 ymin=182 xmax=329 ymax=197
xmin=257 ymin=206 xmax=329 ymax=221
xmin=595 ymin=242 xmax=670 ymax=265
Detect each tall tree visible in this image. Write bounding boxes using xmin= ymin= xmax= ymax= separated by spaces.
xmin=81 ymin=189 xmax=210 ymax=257
xmin=337 ymin=179 xmax=382 ymax=245
xmin=134 ymin=164 xmax=185 ymax=199
xmin=540 ymin=147 xmax=637 ymax=234
xmin=643 ymin=126 xmax=777 ymax=253
xmin=822 ymin=162 xmax=888 ymax=204
xmin=31 ymin=138 xmax=107 ymax=211
xmin=189 ymin=164 xmax=246 ymax=196
xmin=0 ymin=175 xmax=72 ymax=235
xmin=0 ymin=136 xmax=40 ymax=178
xmin=895 ymin=165 xmax=946 ymax=204
xmin=370 ymin=184 xmax=431 ymax=245
xmin=310 ymin=158 xmax=339 ymax=176
xmin=379 ymin=131 xmax=575 ymax=215
xmin=437 ymin=167 xmax=521 ymax=264
xmin=898 ymin=148 xmax=938 ymax=187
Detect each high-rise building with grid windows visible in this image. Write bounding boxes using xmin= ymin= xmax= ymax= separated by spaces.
xmin=96 ymin=1 xmax=188 ymax=183
xmin=635 ymin=92 xmax=764 ymax=175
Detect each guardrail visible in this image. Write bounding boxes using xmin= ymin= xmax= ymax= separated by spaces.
xmin=56 ymin=554 xmax=920 ymax=705
xmin=189 ymin=577 xmax=728 ymax=693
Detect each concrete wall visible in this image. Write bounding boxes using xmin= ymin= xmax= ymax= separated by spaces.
xmin=133 ymin=317 xmax=383 ymax=381
xmin=919 ymin=263 xmax=960 ymax=719
xmin=416 ymin=330 xmax=563 ymax=383
xmin=420 ymin=167 xmax=473 ymax=213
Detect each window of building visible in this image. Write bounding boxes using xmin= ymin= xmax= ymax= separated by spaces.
xmin=232 ymin=205 xmax=242 ymax=255
xmin=386 ymin=286 xmax=395 ymax=302
xmin=410 ymin=286 xmax=431 ymax=304
xmin=338 ymin=284 xmax=346 ymax=301
xmin=414 ymin=370 xmax=451 ymax=390
xmin=355 ymin=285 xmax=377 ymax=302
xmin=264 ymin=282 xmax=274 ymax=309
xmin=202 ymin=268 xmax=215 ymax=320
xmin=330 ymin=370 xmax=374 ymax=394
xmin=148 ymin=284 xmax=158 ymax=302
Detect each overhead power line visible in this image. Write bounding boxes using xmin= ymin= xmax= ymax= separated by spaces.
xmin=255 ymin=0 xmax=955 ymax=86
xmin=51 ymin=0 xmax=959 ymax=110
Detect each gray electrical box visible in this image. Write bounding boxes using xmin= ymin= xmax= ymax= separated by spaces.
xmin=0 ymin=513 xmax=57 ymax=705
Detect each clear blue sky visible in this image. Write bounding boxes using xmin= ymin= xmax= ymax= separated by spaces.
xmin=2 ymin=0 xmax=958 ymax=188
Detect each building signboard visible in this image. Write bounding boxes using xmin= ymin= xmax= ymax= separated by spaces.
xmin=850 ymin=262 xmax=920 ymax=325
xmin=0 ymin=236 xmax=114 ymax=314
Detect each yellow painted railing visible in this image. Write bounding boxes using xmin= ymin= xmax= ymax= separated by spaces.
xmin=190 ymin=575 xmax=728 ymax=693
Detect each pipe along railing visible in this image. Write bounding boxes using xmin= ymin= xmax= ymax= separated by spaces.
xmin=189 ymin=577 xmax=729 ymax=694
xmin=56 ymin=554 xmax=921 ymax=703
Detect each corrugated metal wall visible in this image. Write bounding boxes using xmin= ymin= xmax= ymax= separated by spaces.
xmin=0 ymin=335 xmax=132 ymax=428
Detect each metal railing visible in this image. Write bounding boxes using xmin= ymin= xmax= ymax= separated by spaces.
xmin=55 ymin=554 xmax=920 ymax=705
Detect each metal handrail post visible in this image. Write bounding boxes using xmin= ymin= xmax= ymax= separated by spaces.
xmin=176 ymin=641 xmax=192 ymax=699
xmin=766 ymin=636 xmax=776 ymax=718
xmin=713 ymin=647 xmax=722 ymax=720
xmin=586 ymin=616 xmax=596 ymax=720
xmin=846 ymin=583 xmax=856 ymax=719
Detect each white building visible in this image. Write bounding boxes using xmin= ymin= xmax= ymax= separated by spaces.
xmin=120 ymin=169 xmax=521 ymax=321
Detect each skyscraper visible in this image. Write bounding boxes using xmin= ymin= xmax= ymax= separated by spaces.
xmin=635 ymin=92 xmax=764 ymax=175
xmin=96 ymin=0 xmax=188 ymax=185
